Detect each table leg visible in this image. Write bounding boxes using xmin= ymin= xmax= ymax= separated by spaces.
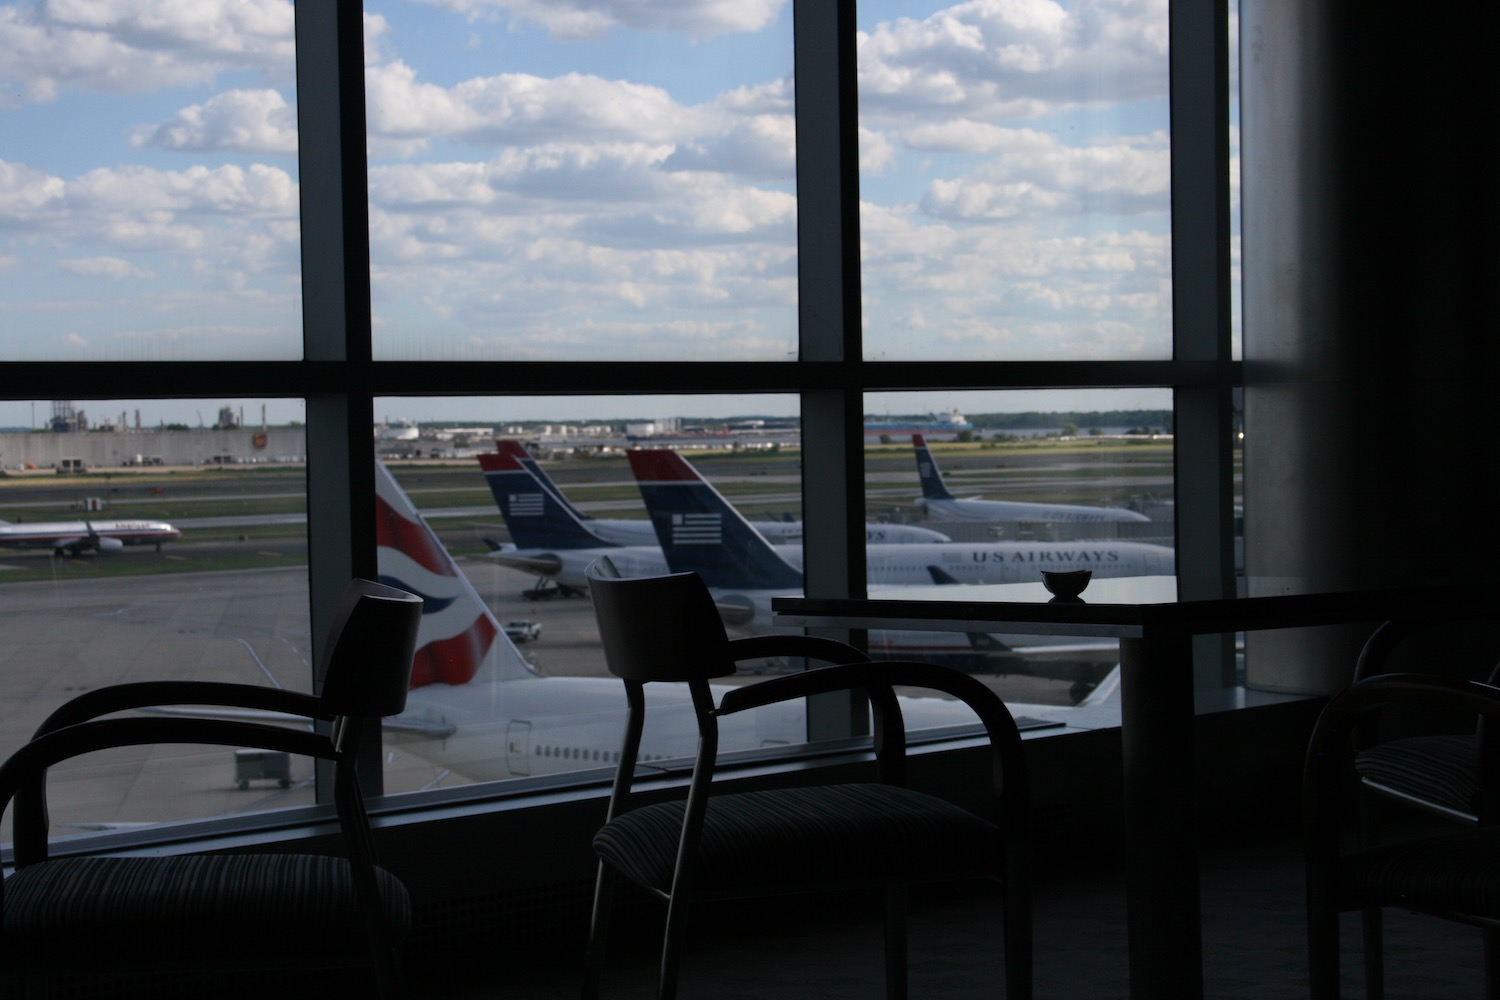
xmin=1120 ymin=631 xmax=1203 ymax=999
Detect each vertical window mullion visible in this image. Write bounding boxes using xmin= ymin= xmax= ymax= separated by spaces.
xmin=1170 ymin=0 xmax=1238 ymax=686
xmin=296 ymin=0 xmax=381 ymax=793
xmin=795 ymin=0 xmax=867 ymax=740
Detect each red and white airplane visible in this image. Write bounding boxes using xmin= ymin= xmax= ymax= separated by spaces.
xmin=0 ymin=518 xmax=181 ymax=556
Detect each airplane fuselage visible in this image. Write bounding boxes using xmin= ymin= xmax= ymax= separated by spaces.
xmin=916 ymin=496 xmax=1150 ymax=524
xmin=0 ymin=520 xmax=181 ymax=554
xmin=493 ymin=538 xmax=1172 ymax=591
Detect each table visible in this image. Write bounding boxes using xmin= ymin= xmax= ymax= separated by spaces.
xmin=772 ymin=580 xmax=1500 ymax=999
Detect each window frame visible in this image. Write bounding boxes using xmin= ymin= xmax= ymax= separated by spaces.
xmin=0 ymin=0 xmax=1240 ymax=801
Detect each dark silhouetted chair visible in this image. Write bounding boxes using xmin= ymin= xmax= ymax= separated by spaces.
xmin=1347 ymin=617 xmax=1500 ymax=996
xmin=0 ymin=579 xmax=422 ymax=998
xmin=581 ymin=565 xmax=1031 ymax=1000
xmin=1352 ymin=617 xmax=1500 ymax=823
xmin=1305 ymin=672 xmax=1500 ymax=1000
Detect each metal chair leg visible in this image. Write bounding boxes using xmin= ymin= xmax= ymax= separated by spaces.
xmin=1004 ymin=852 xmax=1034 ymax=1000
xmin=582 ymin=862 xmax=615 ymax=1000
xmin=1361 ymin=907 xmax=1384 ymax=1000
xmin=884 ymin=885 xmax=909 ymax=1000
xmin=657 ymin=893 xmax=692 ymax=1000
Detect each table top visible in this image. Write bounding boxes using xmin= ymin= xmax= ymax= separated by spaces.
xmin=772 ymin=576 xmax=1500 ymax=639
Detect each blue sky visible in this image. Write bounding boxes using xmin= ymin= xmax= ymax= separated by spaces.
xmin=2 ymin=0 xmax=1198 ymax=419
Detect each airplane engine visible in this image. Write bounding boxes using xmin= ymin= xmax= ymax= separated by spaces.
xmin=95 ymin=536 xmax=125 ymax=552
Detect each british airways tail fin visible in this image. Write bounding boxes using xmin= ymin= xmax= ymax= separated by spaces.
xmin=627 ymin=448 xmax=804 ymax=591
xmin=912 ymin=433 xmax=957 ymax=502
xmin=375 ymin=460 xmax=537 ymax=687
xmin=477 ymin=452 xmax=618 ymax=551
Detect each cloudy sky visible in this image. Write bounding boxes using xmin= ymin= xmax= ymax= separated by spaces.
xmin=1 ymin=0 xmax=1204 ymax=424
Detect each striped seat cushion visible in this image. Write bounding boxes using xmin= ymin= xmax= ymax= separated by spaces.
xmin=594 ymin=783 xmax=1000 ymax=895
xmin=1340 ymin=828 xmax=1500 ymax=916
xmin=1 ymin=853 xmax=410 ymax=960
xmin=1353 ymin=734 xmax=1478 ymax=817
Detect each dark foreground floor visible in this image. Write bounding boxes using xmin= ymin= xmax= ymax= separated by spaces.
xmin=436 ymin=830 xmax=1483 ymax=999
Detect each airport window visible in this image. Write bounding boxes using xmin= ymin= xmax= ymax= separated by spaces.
xmin=0 ymin=2 xmax=303 ymax=361
xmin=362 ymin=0 xmax=799 ymax=363
xmin=3 ymin=0 xmax=1239 ymax=833
xmin=856 ymin=0 xmax=1173 ymax=362
xmin=0 ymin=396 xmax=312 ymax=841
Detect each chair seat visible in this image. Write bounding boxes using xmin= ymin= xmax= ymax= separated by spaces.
xmin=595 ymin=782 xmax=1000 ymax=896
xmin=1354 ymin=733 xmax=1478 ymax=817
xmin=1338 ymin=827 xmax=1500 ymax=917
xmin=2 ymin=854 xmax=411 ymax=960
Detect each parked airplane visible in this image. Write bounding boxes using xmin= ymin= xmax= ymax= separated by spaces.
xmin=911 ymin=434 xmax=1150 ymax=524
xmin=626 ymin=447 xmax=1151 ymax=687
xmin=373 ymin=460 xmax=1101 ymax=784
xmin=477 ymin=452 xmax=670 ymax=593
xmin=629 ymin=448 xmax=1174 ymax=599
xmin=0 ymin=518 xmax=180 ymax=556
xmin=490 ymin=440 xmax=950 ymax=546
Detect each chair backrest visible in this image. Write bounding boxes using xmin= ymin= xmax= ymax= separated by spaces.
xmin=1353 ymin=615 xmax=1500 ymax=741
xmin=586 ymin=566 xmax=735 ymax=682
xmin=317 ymin=579 xmax=424 ymax=718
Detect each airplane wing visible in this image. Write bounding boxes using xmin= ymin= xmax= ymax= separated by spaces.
xmin=488 ymin=551 xmax=564 ymax=576
xmin=382 ymin=714 xmax=459 ymax=738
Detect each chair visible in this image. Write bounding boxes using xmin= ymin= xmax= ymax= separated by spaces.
xmin=581 ymin=566 xmax=1031 ymax=1000
xmin=1347 ymin=617 xmax=1500 ymax=997
xmin=1351 ymin=616 xmax=1500 ymax=824
xmin=0 ymin=578 xmax=422 ymax=998
xmin=1305 ymin=672 xmax=1500 ymax=1000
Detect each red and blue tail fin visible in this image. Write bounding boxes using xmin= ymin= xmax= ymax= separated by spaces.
xmin=494 ymin=439 xmax=596 ymax=524
xmin=477 ymin=452 xmax=618 ymax=550
xmin=375 ymin=460 xmax=537 ymax=687
xmin=912 ymin=433 xmax=957 ymax=502
xmin=626 ymin=448 xmax=804 ymax=591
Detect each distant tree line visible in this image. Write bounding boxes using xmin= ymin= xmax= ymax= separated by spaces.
xmin=966 ymin=410 xmax=1173 ymax=433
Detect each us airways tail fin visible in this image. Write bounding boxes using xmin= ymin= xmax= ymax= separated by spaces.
xmin=493 ymin=438 xmax=594 ymax=521
xmin=477 ymin=452 xmax=618 ymax=551
xmin=912 ymin=433 xmax=957 ymax=502
xmin=626 ymin=448 xmax=804 ymax=591
xmin=375 ymin=460 xmax=537 ymax=687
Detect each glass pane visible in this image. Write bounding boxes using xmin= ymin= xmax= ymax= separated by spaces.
xmin=363 ymin=2 xmax=797 ymax=361
xmin=857 ymin=0 xmax=1172 ymax=360
xmin=862 ymin=388 xmax=1174 ymax=720
xmin=0 ymin=398 xmax=310 ymax=846
xmin=374 ymin=394 xmax=803 ymax=794
xmin=0 ymin=1 xmax=303 ymax=360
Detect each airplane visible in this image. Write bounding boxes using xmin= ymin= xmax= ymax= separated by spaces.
xmin=373 ymin=459 xmax=1112 ymax=784
xmin=628 ymin=448 xmax=1174 ymax=599
xmin=480 ymin=450 xmax=1170 ymax=598
xmin=626 ymin=447 xmax=1156 ymax=688
xmin=0 ymin=518 xmax=181 ymax=556
xmin=910 ymin=433 xmax=1151 ymax=524
xmin=476 ymin=452 xmax=671 ymax=593
xmin=490 ymin=440 xmax=951 ymax=546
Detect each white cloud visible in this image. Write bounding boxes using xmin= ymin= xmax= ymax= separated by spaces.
xmin=0 ymin=159 xmax=67 ymax=223
xmin=666 ymin=114 xmax=795 ymax=178
xmin=58 ymin=255 xmax=153 ymax=280
xmin=1 ymin=159 xmax=298 ymax=273
xmin=364 ymin=61 xmax=704 ymax=149
xmin=0 ymin=0 xmax=294 ymax=105
xmin=918 ymin=129 xmax=1169 ymax=221
xmin=858 ymin=0 xmax=1168 ymax=122
xmin=134 ymin=89 xmax=298 ymax=154
xmin=413 ymin=0 xmax=787 ymax=40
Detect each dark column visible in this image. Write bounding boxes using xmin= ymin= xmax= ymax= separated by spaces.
xmin=1240 ymin=0 xmax=1500 ymax=692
